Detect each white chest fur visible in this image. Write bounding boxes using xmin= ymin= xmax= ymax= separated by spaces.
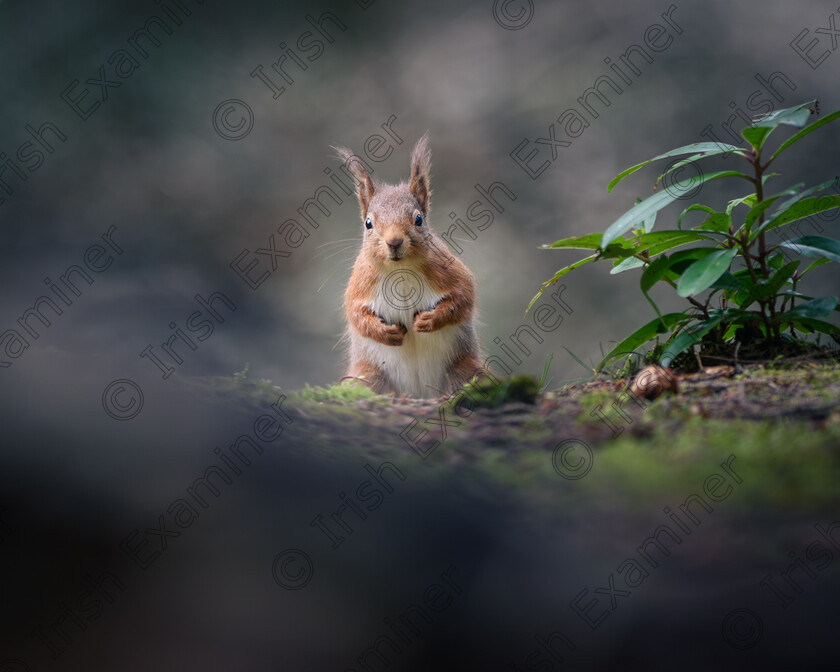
xmin=360 ymin=266 xmax=461 ymax=398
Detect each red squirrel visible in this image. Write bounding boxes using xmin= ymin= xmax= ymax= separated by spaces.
xmin=336 ymin=134 xmax=483 ymax=398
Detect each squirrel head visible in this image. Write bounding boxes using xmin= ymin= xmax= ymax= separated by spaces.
xmin=335 ymin=134 xmax=433 ymax=264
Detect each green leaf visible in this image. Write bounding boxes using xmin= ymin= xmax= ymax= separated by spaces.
xmin=634 ymin=229 xmax=714 ymax=249
xmin=638 ymin=199 xmax=657 ymax=233
xmin=540 ymin=233 xmax=610 ymax=250
xmin=659 ymin=316 xmax=723 ymax=367
xmin=780 ymin=292 xmax=840 ymax=315
xmin=653 ymin=153 xmax=716 ymax=189
xmin=676 ymin=249 xmax=739 ymax=297
xmin=727 ymin=193 xmax=757 ymax=217
xmin=710 ymin=272 xmax=748 ymax=293
xmin=611 ymin=256 xmax=645 ymax=274
xmin=527 ymin=254 xmax=597 ymax=312
xmin=711 ymin=274 xmax=760 ymax=308
xmin=737 ymin=100 xmax=816 ymax=156
xmin=779 ymin=235 xmax=840 ymax=264
xmin=640 ymin=248 xmax=719 ymax=320
xmin=602 ymin=171 xmax=753 ymax=249
xmin=539 ymin=234 xmax=641 ymax=258
xmin=695 ymin=212 xmax=731 ymax=233
xmin=640 ymin=254 xmax=674 ymax=295
xmin=675 ymin=205 xmax=732 ymax=235
xmin=716 ymin=263 xmax=799 ymax=307
xmin=540 ymin=234 xmax=638 ymax=266
xmin=645 ymin=233 xmax=718 ymax=257
xmin=743 ymin=184 xmax=803 ymax=229
xmin=768 ymin=107 xmax=840 ymax=164
xmin=781 ymin=316 xmax=840 ymax=338
xmin=780 ymin=290 xmax=813 ymax=300
xmin=758 ymin=260 xmax=800 ymax=301
xmin=741 ymin=125 xmax=773 ymax=151
xmin=596 ymin=312 xmax=689 ymax=371
xmin=607 ymin=142 xmax=747 ymax=193
xmin=728 ymin=260 xmax=800 ymax=306
xmin=768 ymin=253 xmax=786 ymax=269
xmin=562 ymin=346 xmax=593 ymax=374
xmin=723 ymin=323 xmax=743 ymax=340
xmin=751 ymin=100 xmax=815 ymax=129
xmin=677 ymin=204 xmax=716 ymax=229
xmin=753 ymin=194 xmax=840 ymax=238
xmin=731 ymin=286 xmax=759 ymax=309
xmin=750 ymin=179 xmax=840 ymax=238
xmin=800 ymin=257 xmax=829 ymax=277
xmin=640 ymin=248 xmax=716 ymax=294
xmin=634 ymin=231 xmax=708 ymax=245
xmin=784 ymin=296 xmax=838 ymax=318
xmin=708 ymin=307 xmax=761 ymax=324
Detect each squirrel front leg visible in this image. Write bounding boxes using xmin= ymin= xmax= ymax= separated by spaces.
xmin=349 ymin=302 xmax=407 ymax=346
xmin=414 ymin=291 xmax=472 ymax=333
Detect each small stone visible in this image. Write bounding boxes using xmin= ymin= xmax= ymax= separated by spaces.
xmin=630 ymin=364 xmax=679 ymax=400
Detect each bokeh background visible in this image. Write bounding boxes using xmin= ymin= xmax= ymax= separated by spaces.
xmin=1 ymin=0 xmax=839 ymax=670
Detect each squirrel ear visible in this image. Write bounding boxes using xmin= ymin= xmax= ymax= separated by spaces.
xmin=409 ymin=133 xmax=431 ymax=214
xmin=333 ymin=146 xmax=375 ymax=217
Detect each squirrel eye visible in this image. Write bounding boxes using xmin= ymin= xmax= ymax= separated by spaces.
xmin=414 ymin=214 xmax=423 ymax=227
xmin=365 ymin=217 xmax=373 ymax=230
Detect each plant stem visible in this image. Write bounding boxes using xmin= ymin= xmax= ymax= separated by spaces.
xmin=745 ymin=149 xmax=778 ymax=340
xmin=753 ymin=152 xmax=769 ymax=278
xmin=757 ymin=159 xmax=780 ymax=340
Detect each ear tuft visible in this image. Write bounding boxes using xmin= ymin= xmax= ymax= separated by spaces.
xmin=333 ymin=145 xmax=375 ymax=217
xmin=409 ymin=133 xmax=431 ymax=214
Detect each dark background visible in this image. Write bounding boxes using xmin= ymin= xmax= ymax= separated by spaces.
xmin=1 ymin=0 xmax=838 ymax=670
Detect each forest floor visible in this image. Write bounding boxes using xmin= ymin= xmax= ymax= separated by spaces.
xmin=189 ymin=357 xmax=840 ymax=513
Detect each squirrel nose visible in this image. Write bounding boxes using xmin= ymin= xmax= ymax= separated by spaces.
xmin=386 ymin=237 xmax=404 ymax=250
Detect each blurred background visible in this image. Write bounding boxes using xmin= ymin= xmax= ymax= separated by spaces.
xmin=1 ymin=0 xmax=839 ymax=670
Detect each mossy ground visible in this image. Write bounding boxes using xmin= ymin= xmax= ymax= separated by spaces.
xmin=194 ymin=360 xmax=840 ymax=513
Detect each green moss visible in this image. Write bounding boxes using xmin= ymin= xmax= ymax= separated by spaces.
xmin=573 ymin=389 xmax=617 ymax=423
xmin=592 ymin=416 xmax=840 ymax=510
xmin=296 ymin=380 xmax=379 ymax=403
xmin=451 ymin=373 xmax=541 ymax=410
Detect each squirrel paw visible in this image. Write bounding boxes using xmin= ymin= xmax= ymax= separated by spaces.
xmin=413 ymin=310 xmax=438 ymax=333
xmin=380 ymin=322 xmax=407 ymax=346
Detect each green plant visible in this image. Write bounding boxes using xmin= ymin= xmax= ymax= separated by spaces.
xmin=531 ymin=100 xmax=840 ymax=371
xmin=538 ymin=353 xmax=554 ymax=392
